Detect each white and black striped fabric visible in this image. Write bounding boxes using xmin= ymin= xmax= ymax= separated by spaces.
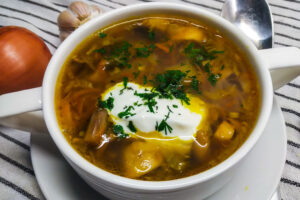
xmin=0 ymin=0 xmax=299 ymax=199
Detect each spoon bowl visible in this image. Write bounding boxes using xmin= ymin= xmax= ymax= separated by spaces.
xmin=221 ymin=0 xmax=274 ymax=49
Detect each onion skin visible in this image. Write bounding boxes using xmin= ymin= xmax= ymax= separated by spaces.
xmin=0 ymin=26 xmax=51 ymax=94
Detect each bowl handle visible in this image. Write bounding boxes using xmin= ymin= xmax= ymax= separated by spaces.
xmin=258 ymin=47 xmax=300 ymax=89
xmin=0 ymin=87 xmax=49 ymax=133
xmin=0 ymin=87 xmax=42 ymax=117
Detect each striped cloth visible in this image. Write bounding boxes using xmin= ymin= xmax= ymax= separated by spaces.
xmin=0 ymin=0 xmax=299 ymax=199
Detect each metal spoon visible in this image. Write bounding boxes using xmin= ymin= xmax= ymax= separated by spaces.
xmin=221 ymin=0 xmax=274 ymax=49
xmin=221 ymin=1 xmax=280 ymax=199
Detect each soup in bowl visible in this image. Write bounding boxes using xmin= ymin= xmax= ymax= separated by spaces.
xmin=3 ymin=2 xmax=300 ymax=200
xmin=55 ymin=14 xmax=260 ymax=181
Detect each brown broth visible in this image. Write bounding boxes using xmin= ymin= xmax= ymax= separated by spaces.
xmin=55 ymin=15 xmax=260 ymax=181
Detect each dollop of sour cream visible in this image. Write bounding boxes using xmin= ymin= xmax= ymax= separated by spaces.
xmin=102 ymin=82 xmax=206 ymax=141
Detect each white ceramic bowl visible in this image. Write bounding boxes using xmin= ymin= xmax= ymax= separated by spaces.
xmin=1 ymin=2 xmax=300 ymax=200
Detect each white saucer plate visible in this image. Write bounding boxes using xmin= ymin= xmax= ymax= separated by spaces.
xmin=30 ymin=98 xmax=286 ymax=200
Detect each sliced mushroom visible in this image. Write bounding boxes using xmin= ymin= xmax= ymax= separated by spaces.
xmin=192 ymin=130 xmax=210 ymax=162
xmin=84 ymin=109 xmax=109 ymax=146
xmin=122 ymin=141 xmax=163 ymax=178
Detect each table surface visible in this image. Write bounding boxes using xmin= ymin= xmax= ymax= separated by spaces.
xmin=0 ymin=0 xmax=300 ymax=200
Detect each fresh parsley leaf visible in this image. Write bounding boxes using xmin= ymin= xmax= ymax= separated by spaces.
xmin=106 ymin=41 xmax=132 ymax=68
xmin=97 ymin=97 xmax=114 ymax=110
xmin=208 ymin=73 xmax=221 ymax=86
xmin=148 ymin=31 xmax=155 ymax=41
xmin=172 ymin=104 xmax=178 ymax=108
xmin=167 ymin=105 xmax=173 ymax=113
xmin=136 ymin=44 xmax=156 ymax=58
xmin=112 ymin=125 xmax=128 ymax=138
xmin=143 ymin=75 xmax=147 ymax=85
xmin=123 ymin=77 xmax=128 ymax=88
xmin=184 ymin=43 xmax=224 ymax=86
xmin=99 ymin=32 xmax=107 ymax=38
xmin=118 ymin=106 xmax=135 ymax=118
xmin=156 ymin=119 xmax=173 ymax=135
xmin=136 ymin=47 xmax=150 ymax=57
xmin=149 ymin=44 xmax=156 ymax=50
xmin=169 ymin=45 xmax=174 ymax=52
xmin=128 ymin=121 xmax=137 ymax=132
xmin=132 ymin=71 xmax=140 ymax=79
xmin=134 ymin=91 xmax=159 ymax=113
xmin=94 ymin=48 xmax=106 ymax=53
xmin=191 ymin=76 xmax=201 ymax=94
xmin=154 ymin=70 xmax=190 ymax=105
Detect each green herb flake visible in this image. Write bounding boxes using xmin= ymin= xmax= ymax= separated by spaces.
xmin=112 ymin=125 xmax=129 ymax=138
xmin=191 ymin=76 xmax=201 ymax=94
xmin=220 ymin=65 xmax=225 ymax=70
xmin=118 ymin=106 xmax=135 ymax=118
xmin=99 ymin=32 xmax=107 ymax=38
xmin=172 ymin=104 xmax=178 ymax=108
xmin=123 ymin=77 xmax=128 ymax=88
xmin=94 ymin=47 xmax=106 ymax=53
xmin=208 ymin=73 xmax=221 ymax=86
xmin=136 ymin=47 xmax=151 ymax=57
xmin=184 ymin=42 xmax=224 ymax=86
xmin=134 ymin=91 xmax=158 ymax=113
xmin=143 ymin=76 xmax=147 ymax=85
xmin=149 ymin=44 xmax=156 ymax=50
xmin=97 ymin=97 xmax=114 ymax=110
xmin=132 ymin=71 xmax=140 ymax=79
xmin=154 ymin=70 xmax=190 ymax=105
xmin=156 ymin=120 xmax=173 ymax=135
xmin=148 ymin=31 xmax=155 ymax=41
xmin=167 ymin=105 xmax=173 ymax=113
xmin=128 ymin=121 xmax=137 ymax=132
xmin=106 ymin=41 xmax=132 ymax=68
xmin=169 ymin=45 xmax=174 ymax=52
xmin=136 ymin=44 xmax=156 ymax=58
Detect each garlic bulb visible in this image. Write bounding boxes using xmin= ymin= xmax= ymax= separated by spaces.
xmin=57 ymin=1 xmax=102 ymax=41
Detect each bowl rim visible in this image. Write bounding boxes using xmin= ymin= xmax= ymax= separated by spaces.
xmin=43 ymin=2 xmax=273 ymax=191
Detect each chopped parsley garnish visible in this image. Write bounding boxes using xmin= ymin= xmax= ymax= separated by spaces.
xmin=203 ymin=62 xmax=221 ymax=86
xmin=172 ymin=104 xmax=178 ymax=108
xmin=112 ymin=125 xmax=128 ymax=138
xmin=154 ymin=70 xmax=190 ymax=105
xmin=156 ymin=120 xmax=173 ymax=135
xmin=128 ymin=121 xmax=137 ymax=132
xmin=143 ymin=75 xmax=147 ymax=85
xmin=167 ymin=105 xmax=173 ymax=113
xmin=208 ymin=73 xmax=221 ymax=86
xmin=191 ymin=76 xmax=201 ymax=94
xmin=123 ymin=77 xmax=128 ymax=88
xmin=96 ymin=41 xmax=132 ymax=68
xmin=132 ymin=71 xmax=140 ymax=79
xmin=156 ymin=110 xmax=173 ymax=135
xmin=97 ymin=97 xmax=114 ymax=110
xmin=148 ymin=31 xmax=155 ymax=41
xmin=118 ymin=106 xmax=135 ymax=118
xmin=120 ymin=77 xmax=129 ymax=94
xmin=185 ymin=42 xmax=224 ymax=66
xmin=184 ymin=42 xmax=224 ymax=86
xmin=134 ymin=91 xmax=158 ymax=113
xmin=99 ymin=32 xmax=107 ymax=38
xmin=136 ymin=47 xmax=151 ymax=57
xmin=169 ymin=45 xmax=174 ymax=52
xmin=136 ymin=44 xmax=156 ymax=58
xmin=94 ymin=47 xmax=106 ymax=53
